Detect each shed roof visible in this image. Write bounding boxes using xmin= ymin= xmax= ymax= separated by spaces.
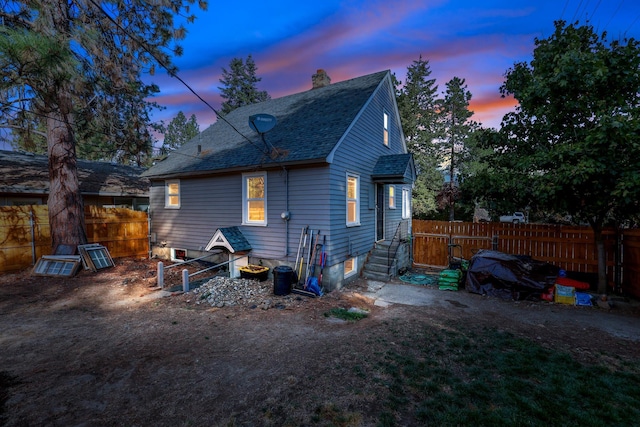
xmin=143 ymin=70 xmax=390 ymax=179
xmin=0 ymin=150 xmax=149 ymax=197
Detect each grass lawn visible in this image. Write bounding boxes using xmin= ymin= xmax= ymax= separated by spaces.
xmin=356 ymin=320 xmax=640 ymax=426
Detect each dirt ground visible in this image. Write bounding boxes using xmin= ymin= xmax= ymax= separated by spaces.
xmin=1 ymin=257 xmax=639 ymax=426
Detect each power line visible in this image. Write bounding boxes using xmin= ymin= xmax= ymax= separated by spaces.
xmin=571 ymin=0 xmax=585 ymax=23
xmin=560 ymin=0 xmax=571 ymax=20
xmin=86 ymin=0 xmax=272 ymax=158
xmin=605 ymin=0 xmax=625 ymax=29
xmin=625 ymin=13 xmax=640 ymax=35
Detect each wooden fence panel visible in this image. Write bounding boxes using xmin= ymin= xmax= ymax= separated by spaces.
xmin=413 ymin=220 xmax=450 ymax=267
xmin=0 ymin=205 xmax=148 ymax=273
xmin=85 ymin=206 xmax=149 ymax=259
xmin=412 ymin=220 xmax=618 ymax=288
xmin=0 ymin=205 xmax=50 ymax=272
xmin=623 ymin=229 xmax=640 ymax=299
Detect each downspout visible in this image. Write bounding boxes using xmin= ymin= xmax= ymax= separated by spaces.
xmin=285 ymin=168 xmax=289 ymax=257
xmin=282 ymin=167 xmax=289 ymax=258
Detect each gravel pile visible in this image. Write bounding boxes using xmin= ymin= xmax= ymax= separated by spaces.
xmin=189 ymin=276 xmax=273 ymax=308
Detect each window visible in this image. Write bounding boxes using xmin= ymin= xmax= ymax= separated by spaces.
xmin=243 ymin=172 xmax=267 ymax=225
xmin=33 ymin=256 xmax=82 ymax=277
xmin=402 ymin=188 xmax=411 ymax=219
xmin=344 ymin=256 xmax=357 ymax=278
xmin=346 ymin=174 xmax=360 ymax=226
xmin=383 ymin=112 xmax=389 ymax=146
xmin=78 ymin=244 xmax=114 ymax=271
xmin=171 ymin=248 xmax=187 ymax=262
xmin=389 ymin=186 xmax=396 ymax=209
xmin=165 ymin=180 xmax=180 ymax=209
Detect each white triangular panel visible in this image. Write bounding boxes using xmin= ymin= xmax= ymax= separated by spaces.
xmin=205 ymin=229 xmax=234 ymax=253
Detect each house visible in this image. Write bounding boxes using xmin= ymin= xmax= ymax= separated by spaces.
xmin=142 ymin=69 xmax=415 ymax=290
xmin=0 ymin=149 xmax=150 ymax=210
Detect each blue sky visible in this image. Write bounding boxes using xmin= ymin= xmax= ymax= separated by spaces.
xmin=149 ymin=0 xmax=640 ymax=134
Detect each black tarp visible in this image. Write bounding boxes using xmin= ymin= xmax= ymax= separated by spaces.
xmin=465 ymin=250 xmax=559 ymax=300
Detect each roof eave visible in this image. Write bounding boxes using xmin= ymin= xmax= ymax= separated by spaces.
xmin=144 ymin=158 xmax=330 ymax=180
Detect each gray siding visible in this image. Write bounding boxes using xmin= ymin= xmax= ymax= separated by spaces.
xmin=327 ymin=76 xmax=409 ymax=284
xmin=150 ymin=166 xmax=333 ymax=262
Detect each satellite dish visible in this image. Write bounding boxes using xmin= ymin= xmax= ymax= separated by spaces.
xmin=249 ymin=114 xmax=277 ymax=134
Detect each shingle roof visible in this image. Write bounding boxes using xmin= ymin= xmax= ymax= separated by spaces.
xmin=0 ymin=149 xmax=149 ymax=196
xmin=371 ymin=153 xmax=415 ymax=184
xmin=143 ymin=70 xmax=390 ymax=178
xmin=205 ymin=226 xmax=252 ymax=253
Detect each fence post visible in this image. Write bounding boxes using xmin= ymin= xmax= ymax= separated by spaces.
xmin=157 ymin=261 xmax=164 ymax=288
xmin=182 ymin=269 xmax=189 ymax=293
xmin=30 ymin=210 xmax=36 ymax=265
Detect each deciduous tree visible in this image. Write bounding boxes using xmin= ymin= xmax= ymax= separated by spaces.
xmin=495 ymin=21 xmax=640 ymax=293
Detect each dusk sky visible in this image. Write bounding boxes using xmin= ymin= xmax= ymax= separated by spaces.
xmin=149 ymin=0 xmax=640 ymax=134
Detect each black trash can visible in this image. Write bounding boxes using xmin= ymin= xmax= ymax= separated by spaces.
xmin=273 ymin=265 xmax=293 ymax=296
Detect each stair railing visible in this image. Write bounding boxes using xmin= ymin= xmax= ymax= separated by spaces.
xmin=387 ymin=220 xmax=408 ymax=274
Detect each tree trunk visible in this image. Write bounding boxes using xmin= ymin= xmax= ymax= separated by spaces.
xmin=448 ymin=113 xmax=456 ymax=222
xmin=448 ymin=183 xmax=455 ymax=221
xmin=593 ymin=226 xmax=607 ymax=294
xmin=46 ymin=91 xmax=87 ymax=250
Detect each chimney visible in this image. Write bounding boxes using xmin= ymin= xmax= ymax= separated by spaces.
xmin=312 ymin=69 xmax=331 ymax=89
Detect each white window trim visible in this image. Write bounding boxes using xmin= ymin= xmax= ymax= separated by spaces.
xmin=242 ymin=172 xmax=267 ymax=226
xmin=389 ymin=185 xmax=396 ymax=209
xmin=344 ymin=256 xmax=357 ymax=278
xmin=346 ymin=173 xmax=360 ymax=227
xmin=165 ymin=179 xmax=180 ymax=209
xmin=171 ymin=248 xmax=188 ymax=262
xmin=402 ymin=188 xmax=411 ymax=219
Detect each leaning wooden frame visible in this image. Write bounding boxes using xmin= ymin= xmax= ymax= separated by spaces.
xmin=32 ymin=255 xmax=83 ymax=277
xmin=77 ymin=244 xmax=115 ymax=272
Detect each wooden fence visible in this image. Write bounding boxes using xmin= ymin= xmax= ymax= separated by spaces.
xmin=623 ymin=229 xmax=640 ymax=298
xmin=412 ymin=220 xmax=640 ymax=297
xmin=0 ymin=205 xmax=149 ymax=273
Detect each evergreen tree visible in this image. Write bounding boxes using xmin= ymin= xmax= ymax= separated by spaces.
xmin=219 ymin=55 xmax=270 ymax=115
xmin=395 ymin=56 xmax=442 ymax=218
xmin=163 ymin=111 xmax=200 ymax=152
xmin=6 ymin=106 xmax=47 ymax=154
xmin=435 ymin=77 xmax=478 ymax=221
xmin=0 ymin=0 xmax=206 ymax=249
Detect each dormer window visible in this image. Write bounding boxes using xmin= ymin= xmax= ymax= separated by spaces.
xmin=383 ymin=111 xmax=389 ymax=146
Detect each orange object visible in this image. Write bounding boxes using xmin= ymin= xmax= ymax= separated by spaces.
xmin=556 ymin=276 xmax=590 ymax=290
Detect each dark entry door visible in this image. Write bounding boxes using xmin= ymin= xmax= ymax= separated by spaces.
xmin=376 ymin=184 xmax=384 ymax=241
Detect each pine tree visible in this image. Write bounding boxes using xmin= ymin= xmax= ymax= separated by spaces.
xmin=0 ymin=0 xmax=207 ymax=249
xmin=163 ymin=111 xmax=200 ymax=151
xmin=219 ymin=55 xmax=270 ymax=115
xmin=395 ymin=56 xmax=442 ymax=218
xmin=436 ymin=77 xmax=478 ymax=221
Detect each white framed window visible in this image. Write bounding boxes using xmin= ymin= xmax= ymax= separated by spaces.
xmin=389 ymin=186 xmax=396 ymax=209
xmin=165 ymin=180 xmax=180 ymax=209
xmin=346 ymin=173 xmax=360 ymax=226
xmin=243 ymin=172 xmax=267 ymax=225
xmin=171 ymin=248 xmax=187 ymax=262
xmin=383 ymin=111 xmax=389 ymax=146
xmin=344 ymin=256 xmax=357 ymax=278
xmin=402 ymin=188 xmax=411 ymax=219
